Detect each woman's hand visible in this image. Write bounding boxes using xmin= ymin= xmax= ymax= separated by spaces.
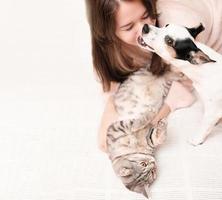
xmin=98 ymin=95 xmax=119 ymax=153
xmin=98 ymin=79 xmax=195 ymax=152
xmin=164 ymin=80 xmax=196 ymax=112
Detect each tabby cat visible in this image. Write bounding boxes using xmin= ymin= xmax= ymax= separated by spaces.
xmin=106 ymin=67 xmax=182 ymax=198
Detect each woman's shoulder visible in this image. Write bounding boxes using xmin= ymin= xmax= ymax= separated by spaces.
xmin=102 ymin=82 xmax=120 ymax=101
xmin=157 ymin=0 xmax=222 ymax=53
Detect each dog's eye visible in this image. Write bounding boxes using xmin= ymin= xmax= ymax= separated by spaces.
xmin=185 ymin=54 xmax=191 ymax=60
xmin=165 ymin=36 xmax=174 ymax=47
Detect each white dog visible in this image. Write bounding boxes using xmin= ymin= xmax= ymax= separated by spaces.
xmin=138 ymin=23 xmax=222 ymax=146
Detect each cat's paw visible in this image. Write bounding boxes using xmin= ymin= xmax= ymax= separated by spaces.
xmin=154 ymin=119 xmax=167 ymax=145
xmin=187 ymin=135 xmax=205 ymax=146
xmin=155 ymin=131 xmax=166 ymax=145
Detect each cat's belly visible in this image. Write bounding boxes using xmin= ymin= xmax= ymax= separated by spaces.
xmin=115 ymin=85 xmax=164 ymax=120
xmin=113 ymin=68 xmax=169 ymax=120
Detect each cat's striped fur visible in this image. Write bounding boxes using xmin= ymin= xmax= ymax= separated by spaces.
xmin=106 ymin=67 xmax=182 ymax=198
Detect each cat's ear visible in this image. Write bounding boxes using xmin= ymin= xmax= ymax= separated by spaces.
xmin=185 ymin=23 xmax=205 ymax=39
xmin=119 ymin=167 xmax=132 ymax=177
xmin=142 ymin=185 xmax=149 ymax=199
xmin=133 ymin=185 xmax=150 ymax=199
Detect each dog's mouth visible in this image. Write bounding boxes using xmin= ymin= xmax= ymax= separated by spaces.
xmin=137 ymin=36 xmax=154 ymax=52
xmin=138 ymin=36 xmax=148 ymax=47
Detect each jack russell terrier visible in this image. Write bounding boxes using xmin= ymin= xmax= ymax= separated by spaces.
xmin=138 ymin=23 xmax=222 ymax=146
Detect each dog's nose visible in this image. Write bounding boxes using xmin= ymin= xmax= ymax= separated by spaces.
xmin=142 ymin=24 xmax=150 ymax=34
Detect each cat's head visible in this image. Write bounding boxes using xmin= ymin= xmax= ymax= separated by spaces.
xmin=112 ymin=153 xmax=157 ymax=198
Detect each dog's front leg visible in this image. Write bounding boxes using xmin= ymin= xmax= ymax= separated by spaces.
xmin=188 ymin=107 xmax=220 ymax=146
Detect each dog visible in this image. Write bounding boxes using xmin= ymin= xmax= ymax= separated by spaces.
xmin=137 ymin=23 xmax=222 ymax=146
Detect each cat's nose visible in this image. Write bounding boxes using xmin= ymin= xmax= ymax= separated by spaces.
xmin=142 ymin=24 xmax=150 ymax=34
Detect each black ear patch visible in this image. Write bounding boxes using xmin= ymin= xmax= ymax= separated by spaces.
xmin=186 ymin=23 xmax=205 ymax=39
xmin=174 ymin=38 xmax=199 ymax=61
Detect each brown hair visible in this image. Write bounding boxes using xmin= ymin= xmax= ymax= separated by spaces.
xmin=85 ymin=0 xmax=169 ymax=92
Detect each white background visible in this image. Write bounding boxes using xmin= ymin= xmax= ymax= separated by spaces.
xmin=0 ymin=1 xmax=105 ymax=199
xmin=0 ymin=1 xmax=222 ymax=200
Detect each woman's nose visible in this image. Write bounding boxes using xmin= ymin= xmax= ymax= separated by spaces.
xmin=142 ymin=24 xmax=150 ymax=34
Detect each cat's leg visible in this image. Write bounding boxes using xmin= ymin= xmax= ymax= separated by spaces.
xmin=107 ymin=120 xmax=132 ymax=142
xmin=107 ymin=115 xmax=152 ymax=143
xmin=147 ymin=118 xmax=167 ymax=147
xmin=188 ymin=106 xmax=221 ymax=146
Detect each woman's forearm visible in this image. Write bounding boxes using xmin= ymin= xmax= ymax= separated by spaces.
xmin=151 ymin=103 xmax=171 ymax=125
xmin=151 ymin=80 xmax=196 ymax=126
xmin=98 ymin=95 xmax=119 ymax=153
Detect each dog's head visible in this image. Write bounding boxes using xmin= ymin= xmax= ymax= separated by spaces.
xmin=138 ymin=23 xmax=215 ymax=65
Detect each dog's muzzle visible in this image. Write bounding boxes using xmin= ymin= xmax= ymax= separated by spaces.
xmin=137 ymin=36 xmax=154 ymax=52
xmin=138 ymin=36 xmax=148 ymax=47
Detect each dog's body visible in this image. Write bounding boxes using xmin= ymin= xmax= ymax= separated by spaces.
xmin=138 ymin=23 xmax=222 ymax=145
xmin=170 ymin=42 xmax=222 ymax=145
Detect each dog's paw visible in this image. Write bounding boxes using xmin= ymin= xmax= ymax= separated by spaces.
xmin=187 ymin=135 xmax=205 ymax=146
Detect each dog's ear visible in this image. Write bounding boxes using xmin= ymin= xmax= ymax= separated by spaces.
xmin=188 ymin=49 xmax=216 ymax=64
xmin=186 ymin=23 xmax=205 ymax=39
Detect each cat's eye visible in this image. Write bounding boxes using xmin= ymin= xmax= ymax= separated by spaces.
xmin=165 ymin=36 xmax=174 ymax=47
xmin=140 ymin=161 xmax=148 ymax=167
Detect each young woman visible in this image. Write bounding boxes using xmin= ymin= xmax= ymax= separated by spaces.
xmin=85 ymin=0 xmax=222 ymax=152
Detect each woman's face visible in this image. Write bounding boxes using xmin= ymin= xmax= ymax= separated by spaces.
xmin=115 ymin=1 xmax=156 ymax=46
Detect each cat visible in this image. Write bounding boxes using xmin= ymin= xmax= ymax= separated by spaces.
xmin=107 ymin=113 xmax=167 ymax=198
xmin=106 ymin=67 xmax=183 ymax=198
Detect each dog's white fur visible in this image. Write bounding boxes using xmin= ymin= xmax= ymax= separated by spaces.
xmin=140 ymin=24 xmax=222 ymax=145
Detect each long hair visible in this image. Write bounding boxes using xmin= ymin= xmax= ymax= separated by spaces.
xmin=85 ymin=0 xmax=169 ymax=92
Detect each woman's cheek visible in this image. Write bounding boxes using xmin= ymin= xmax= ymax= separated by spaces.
xmin=126 ymin=32 xmax=137 ymax=45
xmin=118 ymin=31 xmax=136 ymax=45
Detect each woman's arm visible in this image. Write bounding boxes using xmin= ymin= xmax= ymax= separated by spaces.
xmin=98 ymin=95 xmax=118 ymax=153
xmin=151 ymin=103 xmax=171 ymax=125
xmin=98 ymin=80 xmax=195 ymax=153
xmin=98 ymin=98 xmax=171 ymax=153
xmin=151 ymin=81 xmax=196 ymax=125
xmin=98 ymin=82 xmax=120 ymax=153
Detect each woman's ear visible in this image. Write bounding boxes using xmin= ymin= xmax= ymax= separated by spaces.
xmin=186 ymin=23 xmax=205 ymax=39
